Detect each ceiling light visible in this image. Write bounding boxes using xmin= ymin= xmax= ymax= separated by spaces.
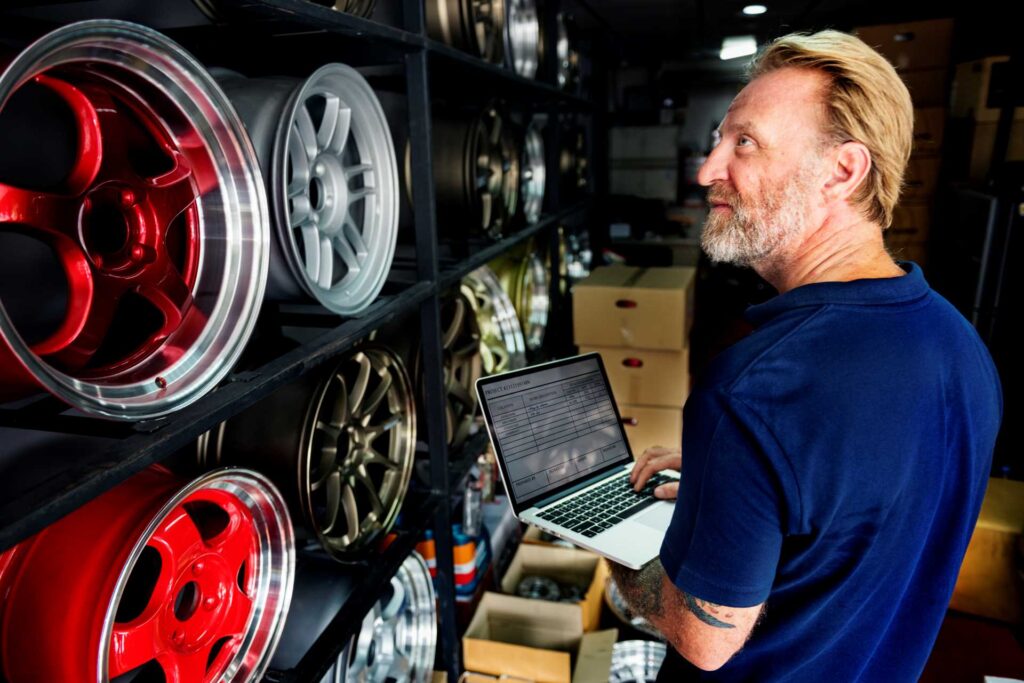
xmin=720 ymin=35 xmax=757 ymax=61
xmin=743 ymin=4 xmax=767 ymax=16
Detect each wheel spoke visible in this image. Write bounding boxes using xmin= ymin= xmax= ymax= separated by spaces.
xmin=332 ymin=226 xmax=360 ymax=274
xmin=109 ymin=612 xmax=162 ymax=678
xmin=349 ymin=186 xmax=376 ymax=203
xmin=441 ymin=299 xmax=466 ymax=349
xmin=329 ymin=373 xmax=350 ymax=426
xmin=294 ymin=105 xmax=318 ymax=163
xmin=29 ymin=243 xmax=94 ymax=357
xmin=35 ymin=75 xmax=103 ymax=194
xmin=160 ymin=647 xmax=211 ymax=683
xmin=210 ymin=518 xmax=254 ymax=571
xmin=301 ymin=224 xmax=321 ymax=282
xmin=348 ymin=354 xmax=371 ymax=414
xmin=344 ymin=163 xmax=373 ymax=180
xmin=221 ymin=585 xmax=254 ymax=636
xmin=149 ymin=506 xmax=205 ymax=570
xmin=288 ymin=126 xmax=312 ymax=198
xmin=317 ymin=94 xmax=341 ymax=151
xmin=355 ymin=469 xmax=385 ymax=518
xmin=0 ymin=182 xmax=81 ymax=239
xmin=146 ymin=158 xmax=200 ymax=229
xmin=341 ymin=480 xmax=360 ymax=541
xmin=343 ymin=215 xmax=369 ymax=257
xmin=42 ymin=274 xmax=126 ymax=370
xmin=137 ymin=256 xmax=194 ymax=340
xmin=360 ymin=371 xmax=392 ymax=418
xmin=327 ymin=105 xmax=352 ymax=156
xmin=364 ymin=449 xmax=400 ymax=471
xmin=321 ymin=470 xmax=342 ymax=533
xmin=317 ymin=233 xmax=334 ymax=289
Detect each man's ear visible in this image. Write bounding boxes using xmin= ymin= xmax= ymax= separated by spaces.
xmin=822 ymin=141 xmax=872 ymax=203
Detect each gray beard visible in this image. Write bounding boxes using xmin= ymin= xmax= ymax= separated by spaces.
xmin=700 ymin=174 xmax=815 ymax=267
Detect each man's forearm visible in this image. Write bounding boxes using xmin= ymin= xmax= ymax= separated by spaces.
xmin=609 ymin=558 xmax=668 ymax=622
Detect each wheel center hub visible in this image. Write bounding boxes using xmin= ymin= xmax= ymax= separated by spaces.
xmin=80 ymin=184 xmax=151 ymax=272
xmin=163 ymin=552 xmax=235 ymax=653
xmin=310 ymin=154 xmax=347 ymax=235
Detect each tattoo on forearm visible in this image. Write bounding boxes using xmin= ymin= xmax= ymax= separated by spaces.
xmin=681 ymin=593 xmax=736 ymax=629
xmin=608 ymin=559 xmax=667 ymax=621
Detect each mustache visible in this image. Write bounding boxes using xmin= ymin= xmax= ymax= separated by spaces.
xmin=707 ymin=185 xmax=739 ymax=206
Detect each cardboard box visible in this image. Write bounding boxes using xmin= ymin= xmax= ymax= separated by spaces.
xmin=967 ymin=119 xmax=1024 ymax=183
xmin=903 ymin=156 xmax=942 ymax=199
xmin=888 ymin=203 xmax=933 ymax=245
xmin=950 ymin=478 xmax=1024 ymax=624
xmin=500 ymin=543 xmax=609 ymax=632
xmin=572 ymin=266 xmax=696 ymax=351
xmin=855 ymin=19 xmax=953 ymax=71
xmin=579 ymin=345 xmax=689 ymax=408
xmin=900 ymin=68 xmax=949 ymax=108
xmin=913 ymin=107 xmax=947 ymax=156
xmin=619 ymin=404 xmax=683 ymax=455
xmin=952 ymin=57 xmax=1024 ymax=123
xmin=463 ymin=592 xmax=617 ymax=683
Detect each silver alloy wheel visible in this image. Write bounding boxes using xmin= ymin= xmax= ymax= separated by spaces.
xmin=0 ymin=20 xmax=268 ymax=420
xmin=520 ymin=120 xmax=546 ymax=224
xmin=342 ymin=552 xmax=437 ymax=683
xmin=219 ymin=64 xmax=399 ymax=316
xmin=609 ymin=641 xmax=668 ymax=683
xmin=463 ymin=266 xmax=526 ymax=373
xmin=505 ymin=0 xmax=540 ymax=79
xmin=555 ymin=12 xmax=581 ymax=92
xmin=197 ymin=345 xmax=416 ymax=558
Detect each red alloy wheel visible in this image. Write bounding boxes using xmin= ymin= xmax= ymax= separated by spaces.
xmin=0 ymin=72 xmax=209 ymax=376
xmin=0 ymin=467 xmax=294 ymax=682
xmin=0 ymin=20 xmax=269 ymax=419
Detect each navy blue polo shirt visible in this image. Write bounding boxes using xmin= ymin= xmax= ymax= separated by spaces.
xmin=659 ymin=263 xmax=1002 ymax=681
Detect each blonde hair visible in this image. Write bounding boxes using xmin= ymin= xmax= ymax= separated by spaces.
xmin=749 ymin=30 xmax=913 ymax=228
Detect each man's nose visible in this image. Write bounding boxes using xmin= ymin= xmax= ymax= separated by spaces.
xmin=697 ymin=144 xmax=729 ymax=187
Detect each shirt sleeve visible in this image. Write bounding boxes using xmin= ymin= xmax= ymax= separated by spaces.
xmin=659 ymin=388 xmax=794 ymax=607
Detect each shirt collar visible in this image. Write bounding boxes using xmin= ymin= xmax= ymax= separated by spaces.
xmin=744 ymin=262 xmax=929 ymax=327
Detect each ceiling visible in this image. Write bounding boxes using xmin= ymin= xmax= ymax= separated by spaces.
xmin=572 ymin=0 xmax=1008 ymax=65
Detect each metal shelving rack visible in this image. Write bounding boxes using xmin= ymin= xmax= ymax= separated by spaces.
xmin=0 ymin=0 xmax=604 ymax=680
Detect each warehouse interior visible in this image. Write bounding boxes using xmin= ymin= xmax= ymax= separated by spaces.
xmin=0 ymin=0 xmax=1020 ymax=681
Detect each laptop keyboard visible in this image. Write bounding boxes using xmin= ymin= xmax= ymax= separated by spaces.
xmin=535 ymin=472 xmax=674 ymax=538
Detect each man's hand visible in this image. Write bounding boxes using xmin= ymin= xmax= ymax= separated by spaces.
xmin=630 ymin=445 xmax=681 ymax=499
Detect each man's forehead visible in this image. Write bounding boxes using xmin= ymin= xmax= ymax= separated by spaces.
xmin=719 ymin=68 xmax=827 ymax=137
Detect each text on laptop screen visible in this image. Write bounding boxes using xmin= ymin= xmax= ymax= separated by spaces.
xmin=481 ymin=357 xmax=631 ymax=505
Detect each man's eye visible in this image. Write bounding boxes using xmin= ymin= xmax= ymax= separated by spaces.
xmin=737 ymin=135 xmax=754 ymax=147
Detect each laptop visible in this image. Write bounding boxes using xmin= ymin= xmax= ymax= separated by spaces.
xmin=475 ymin=353 xmax=678 ymax=569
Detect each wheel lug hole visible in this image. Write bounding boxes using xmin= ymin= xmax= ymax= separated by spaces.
xmin=192 ymin=562 xmax=205 ymax=576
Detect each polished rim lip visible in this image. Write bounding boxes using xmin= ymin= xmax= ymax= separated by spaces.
xmin=521 ymin=121 xmax=545 ymax=224
xmin=466 ymin=266 xmax=526 ymax=372
xmin=506 ymin=0 xmax=539 ymax=79
xmin=270 ymin=63 xmax=399 ymax=316
xmin=97 ymin=468 xmax=295 ymax=683
xmin=610 ymin=640 xmax=668 ymax=683
xmin=394 ymin=551 xmax=437 ymax=683
xmin=519 ymin=251 xmax=549 ymax=350
xmin=298 ymin=346 xmax=416 ymax=555
xmin=0 ymin=19 xmax=269 ymax=420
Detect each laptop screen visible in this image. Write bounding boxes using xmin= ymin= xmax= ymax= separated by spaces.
xmin=477 ymin=354 xmax=634 ymax=511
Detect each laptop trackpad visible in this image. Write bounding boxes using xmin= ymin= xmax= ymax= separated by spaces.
xmin=635 ymin=502 xmax=674 ymax=530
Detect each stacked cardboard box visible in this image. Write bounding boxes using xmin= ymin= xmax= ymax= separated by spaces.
xmin=573 ymin=266 xmax=696 ymax=456
xmin=856 ymin=18 xmax=954 ymax=267
xmin=950 ymin=477 xmax=1024 ymax=624
xmin=951 ymin=55 xmax=1024 ymax=183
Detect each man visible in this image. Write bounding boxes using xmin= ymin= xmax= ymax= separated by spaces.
xmin=609 ymin=30 xmax=1003 ymax=681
